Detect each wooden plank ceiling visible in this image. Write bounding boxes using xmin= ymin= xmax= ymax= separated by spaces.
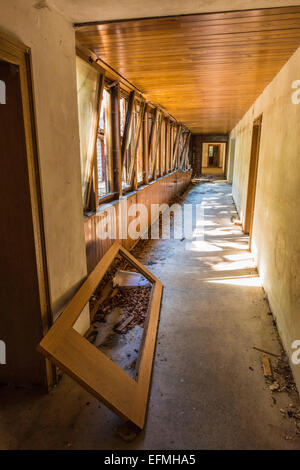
xmin=76 ymin=6 xmax=300 ymax=134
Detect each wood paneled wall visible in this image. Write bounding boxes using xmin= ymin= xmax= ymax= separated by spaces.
xmin=84 ymin=169 xmax=192 ymax=273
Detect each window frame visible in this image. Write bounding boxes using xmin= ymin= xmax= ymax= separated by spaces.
xmin=76 ymin=50 xmax=192 ymax=215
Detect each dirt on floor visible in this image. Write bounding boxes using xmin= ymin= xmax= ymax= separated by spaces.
xmin=84 ymin=253 xmax=153 ymax=379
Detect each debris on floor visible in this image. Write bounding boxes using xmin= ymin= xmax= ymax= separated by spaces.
xmin=253 ymin=346 xmax=280 ymax=358
xmin=258 ymin=344 xmax=300 ymax=439
xmin=85 ymin=255 xmax=153 ymax=379
xmin=258 ymin=349 xmax=298 ymax=395
xmin=261 ymin=354 xmax=273 ymax=379
xmin=280 ymin=404 xmax=300 ymax=436
xmin=113 ymin=270 xmax=151 ymax=288
xmin=231 ymin=215 xmax=242 ymax=226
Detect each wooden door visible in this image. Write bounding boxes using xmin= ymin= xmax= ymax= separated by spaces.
xmin=0 ymin=35 xmax=51 ymax=387
xmin=244 ymin=116 xmax=262 ymax=245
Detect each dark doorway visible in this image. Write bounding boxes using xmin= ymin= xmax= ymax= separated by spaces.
xmin=208 ymin=144 xmax=220 ymax=167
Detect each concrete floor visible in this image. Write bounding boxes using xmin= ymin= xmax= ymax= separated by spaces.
xmin=0 ymin=180 xmax=299 ymax=450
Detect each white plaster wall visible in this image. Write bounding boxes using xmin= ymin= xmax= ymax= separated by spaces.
xmin=230 ymin=46 xmax=300 ymax=390
xmin=49 ymin=0 xmax=300 ymax=23
xmin=0 ymin=0 xmax=87 ymax=316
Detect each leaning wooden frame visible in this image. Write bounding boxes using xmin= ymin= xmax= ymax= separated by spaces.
xmin=38 ymin=242 xmax=163 ymax=430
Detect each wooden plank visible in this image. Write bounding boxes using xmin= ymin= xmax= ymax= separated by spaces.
xmin=111 ymin=83 xmax=122 ymax=196
xmin=185 ymin=133 xmax=192 ymax=169
xmin=262 ymin=354 xmax=273 ymax=378
xmin=172 ymin=124 xmax=182 ymax=169
xmin=86 ymin=72 xmax=105 ymax=210
xmin=121 ymin=90 xmax=136 ymax=170
xmin=38 ymin=242 xmax=163 ymax=430
xmin=142 ymin=103 xmax=149 ymax=185
xmin=179 ymin=132 xmax=189 ymax=169
xmin=151 ymin=112 xmax=162 ymax=179
xmin=128 ymin=99 xmax=146 ymax=187
xmin=169 ymin=123 xmax=175 ymax=171
xmin=133 ymin=279 xmax=163 ymax=428
xmin=180 ymin=132 xmax=191 ymax=169
xmin=253 ymin=346 xmax=280 ymax=358
xmin=159 ymin=117 xmax=165 ymax=177
xmin=148 ymin=107 xmax=158 ymax=178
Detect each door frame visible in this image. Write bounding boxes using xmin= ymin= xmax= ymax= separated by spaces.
xmin=244 ymin=115 xmax=263 ymax=246
xmin=0 ymin=33 xmax=53 ymax=387
xmin=202 ymin=141 xmax=227 ymax=171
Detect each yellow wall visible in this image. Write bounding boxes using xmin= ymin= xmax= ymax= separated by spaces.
xmin=229 ymin=45 xmax=300 ymax=390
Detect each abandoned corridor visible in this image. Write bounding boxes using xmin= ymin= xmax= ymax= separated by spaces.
xmin=0 ymin=179 xmax=298 ymax=450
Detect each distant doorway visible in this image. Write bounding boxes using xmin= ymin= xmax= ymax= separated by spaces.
xmin=244 ymin=116 xmax=262 ymax=247
xmin=201 ymin=142 xmax=226 ymax=176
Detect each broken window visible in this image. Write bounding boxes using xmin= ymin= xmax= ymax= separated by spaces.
xmin=86 ymin=254 xmax=153 ymax=380
xmin=120 ymin=94 xmax=127 ymax=141
xmin=149 ymin=110 xmax=161 ymax=180
xmin=160 ymin=118 xmax=166 ymax=176
xmin=120 ymin=93 xmax=133 ymax=191
xmin=38 ymin=243 xmax=163 ymax=430
xmin=96 ymin=88 xmax=112 ymax=198
xmin=76 ymin=52 xmax=190 ymax=210
xmin=76 ymin=56 xmax=101 ymax=207
xmin=136 ymin=102 xmax=144 ymax=184
xmin=121 ymin=96 xmax=144 ymax=190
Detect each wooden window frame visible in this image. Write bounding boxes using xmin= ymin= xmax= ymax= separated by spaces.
xmin=76 ymin=48 xmax=191 ymax=215
xmin=76 ymin=51 xmax=105 ymax=212
xmin=121 ymin=93 xmax=146 ymax=193
xmin=38 ymin=242 xmax=163 ymax=430
xmin=93 ymin=86 xmax=114 ymax=206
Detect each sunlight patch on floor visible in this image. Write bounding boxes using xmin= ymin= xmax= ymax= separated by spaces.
xmin=205 ymin=274 xmax=261 ymax=287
